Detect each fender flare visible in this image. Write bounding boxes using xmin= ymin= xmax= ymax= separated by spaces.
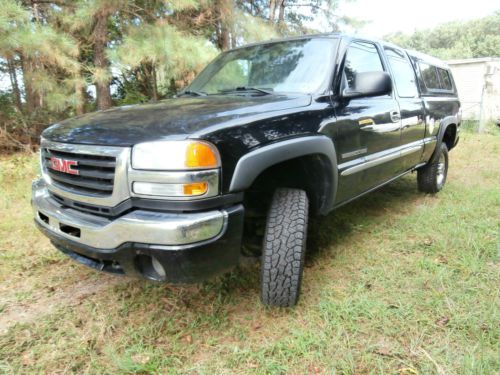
xmin=229 ymin=135 xmax=338 ymax=214
xmin=431 ymin=116 xmax=458 ymax=163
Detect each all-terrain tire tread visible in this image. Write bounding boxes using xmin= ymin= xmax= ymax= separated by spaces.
xmin=417 ymin=143 xmax=448 ymax=193
xmin=260 ymin=188 xmax=308 ymax=307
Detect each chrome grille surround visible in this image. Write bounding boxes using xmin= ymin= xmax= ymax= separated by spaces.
xmin=40 ymin=138 xmax=131 ymax=207
xmin=40 ymin=138 xmax=221 ymax=207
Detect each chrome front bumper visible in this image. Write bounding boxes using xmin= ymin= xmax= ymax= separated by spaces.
xmin=32 ymin=179 xmax=227 ymax=250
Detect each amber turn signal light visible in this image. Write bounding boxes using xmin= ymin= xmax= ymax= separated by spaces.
xmin=183 ymin=182 xmax=208 ymax=196
xmin=185 ymin=142 xmax=219 ymax=168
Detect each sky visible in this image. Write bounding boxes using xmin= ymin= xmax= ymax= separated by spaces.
xmin=336 ymin=0 xmax=499 ymax=37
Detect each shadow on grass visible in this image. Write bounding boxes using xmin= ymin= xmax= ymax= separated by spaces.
xmin=307 ymin=174 xmax=421 ymax=261
xmin=108 ymin=175 xmax=422 ymax=321
xmin=133 ymin=174 xmax=425 ymax=310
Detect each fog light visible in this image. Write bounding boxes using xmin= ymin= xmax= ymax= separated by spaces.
xmin=151 ymin=257 xmax=166 ymax=278
xmin=135 ymin=254 xmax=166 ymax=281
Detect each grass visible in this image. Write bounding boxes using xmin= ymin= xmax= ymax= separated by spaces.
xmin=0 ymin=127 xmax=499 ymax=374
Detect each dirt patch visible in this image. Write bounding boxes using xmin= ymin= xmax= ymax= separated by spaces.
xmin=0 ymin=274 xmax=125 ymax=334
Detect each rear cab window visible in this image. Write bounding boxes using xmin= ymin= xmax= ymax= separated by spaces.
xmin=419 ymin=63 xmax=441 ymax=90
xmin=417 ymin=61 xmax=456 ymax=95
xmin=384 ymin=47 xmax=419 ymax=98
xmin=437 ymin=68 xmax=453 ymax=90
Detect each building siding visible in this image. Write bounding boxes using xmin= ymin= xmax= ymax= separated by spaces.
xmin=447 ymin=58 xmax=500 ymax=121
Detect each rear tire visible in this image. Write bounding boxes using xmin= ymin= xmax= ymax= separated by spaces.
xmin=260 ymin=188 xmax=309 ymax=307
xmin=417 ymin=143 xmax=449 ymax=193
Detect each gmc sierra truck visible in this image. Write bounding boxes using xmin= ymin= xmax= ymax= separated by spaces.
xmin=32 ymin=34 xmax=460 ymax=307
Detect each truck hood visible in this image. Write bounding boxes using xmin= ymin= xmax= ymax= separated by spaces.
xmin=42 ymin=94 xmax=312 ymax=146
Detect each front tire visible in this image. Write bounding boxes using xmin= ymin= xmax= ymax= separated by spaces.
xmin=417 ymin=143 xmax=449 ymax=193
xmin=260 ymin=188 xmax=309 ymax=307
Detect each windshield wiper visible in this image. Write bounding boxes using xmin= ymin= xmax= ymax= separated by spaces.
xmin=178 ymin=90 xmax=207 ymax=97
xmin=218 ymin=86 xmax=274 ymax=95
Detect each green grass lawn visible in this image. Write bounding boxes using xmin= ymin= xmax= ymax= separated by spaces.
xmin=0 ymin=128 xmax=498 ymax=374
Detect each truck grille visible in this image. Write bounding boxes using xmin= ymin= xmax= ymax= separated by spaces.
xmin=42 ymin=148 xmax=116 ymax=196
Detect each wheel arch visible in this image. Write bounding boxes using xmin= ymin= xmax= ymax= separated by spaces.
xmin=229 ymin=136 xmax=338 ymax=215
xmin=431 ymin=116 xmax=458 ymax=163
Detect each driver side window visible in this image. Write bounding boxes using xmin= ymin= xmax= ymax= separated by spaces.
xmin=343 ymin=41 xmax=385 ymax=91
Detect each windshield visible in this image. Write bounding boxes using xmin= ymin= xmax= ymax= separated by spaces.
xmin=187 ymin=38 xmax=337 ymax=95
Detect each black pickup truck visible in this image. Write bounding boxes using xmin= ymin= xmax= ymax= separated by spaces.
xmin=32 ymin=34 xmax=460 ymax=307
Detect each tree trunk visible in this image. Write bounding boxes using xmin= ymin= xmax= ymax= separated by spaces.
xmin=141 ymin=62 xmax=158 ymax=101
xmin=20 ymin=54 xmax=41 ymax=114
xmin=269 ymin=0 xmax=277 ymax=23
xmin=218 ymin=25 xmax=230 ymax=50
xmin=215 ymin=0 xmax=231 ymax=50
xmin=7 ymin=57 xmax=22 ymax=111
xmin=75 ymin=75 xmax=85 ymax=116
xmin=92 ymin=10 xmax=113 ymax=110
xmin=278 ymin=0 xmax=285 ymax=25
xmin=151 ymin=64 xmax=158 ymax=101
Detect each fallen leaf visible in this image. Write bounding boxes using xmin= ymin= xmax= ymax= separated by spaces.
xmin=375 ymin=347 xmax=392 ymax=356
xmin=374 ymin=337 xmax=396 ymax=357
xmin=398 ymin=367 xmax=419 ymax=374
xmin=434 ymin=255 xmax=448 ymax=264
xmin=308 ymin=365 xmax=322 ymax=373
xmin=132 ymin=354 xmax=150 ymax=365
xmin=252 ymin=322 xmax=262 ymax=331
xmin=21 ymin=352 xmax=32 ymax=366
xmin=184 ymin=335 xmax=193 ymax=344
xmin=435 ymin=316 xmax=450 ymax=327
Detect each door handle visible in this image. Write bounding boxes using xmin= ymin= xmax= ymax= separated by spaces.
xmin=390 ymin=111 xmax=401 ymax=123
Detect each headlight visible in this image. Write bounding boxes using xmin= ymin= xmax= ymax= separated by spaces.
xmin=129 ymin=140 xmax=220 ymax=199
xmin=132 ymin=140 xmax=220 ymax=170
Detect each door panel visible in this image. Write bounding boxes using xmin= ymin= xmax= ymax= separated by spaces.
xmin=384 ymin=47 xmax=425 ymax=169
xmin=335 ymin=98 xmax=402 ymax=202
xmin=331 ymin=41 xmax=403 ymax=204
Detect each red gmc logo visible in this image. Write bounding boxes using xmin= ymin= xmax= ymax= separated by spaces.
xmin=49 ymin=157 xmax=79 ymax=175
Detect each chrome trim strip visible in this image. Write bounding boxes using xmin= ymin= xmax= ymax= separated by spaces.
xmin=412 ymin=162 xmax=427 ymax=170
xmin=423 ymin=136 xmax=437 ymax=144
xmin=341 ymin=148 xmax=367 ymax=159
xmin=400 ymin=145 xmax=423 ymax=157
xmin=32 ymin=179 xmax=226 ymax=249
xmin=340 ymin=143 xmax=424 ymax=176
xmin=341 ymin=151 xmax=400 ymax=176
xmin=334 ymin=168 xmax=415 ymax=210
xmin=40 ymin=138 xmax=131 ymax=207
xmin=40 ymin=138 xmax=126 ymax=156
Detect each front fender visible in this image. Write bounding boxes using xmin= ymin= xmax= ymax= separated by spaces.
xmin=228 ymin=135 xmax=338 ymax=214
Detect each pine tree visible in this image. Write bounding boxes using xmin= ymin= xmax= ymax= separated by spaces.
xmin=0 ymin=0 xmax=359 ymax=149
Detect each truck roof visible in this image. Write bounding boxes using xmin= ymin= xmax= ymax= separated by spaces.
xmin=228 ymin=33 xmax=450 ymax=70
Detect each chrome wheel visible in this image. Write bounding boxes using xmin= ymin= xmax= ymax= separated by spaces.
xmin=417 ymin=143 xmax=448 ymax=194
xmin=436 ymin=152 xmax=446 ymax=187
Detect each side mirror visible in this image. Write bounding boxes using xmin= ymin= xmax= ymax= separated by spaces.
xmin=342 ymin=71 xmax=392 ymax=99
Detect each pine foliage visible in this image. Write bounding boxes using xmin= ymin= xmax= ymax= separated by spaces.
xmin=385 ymin=11 xmax=500 ymax=60
xmin=0 ymin=0 xmax=357 ymax=150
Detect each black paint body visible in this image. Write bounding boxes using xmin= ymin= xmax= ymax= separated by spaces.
xmin=40 ymin=34 xmax=461 ymax=282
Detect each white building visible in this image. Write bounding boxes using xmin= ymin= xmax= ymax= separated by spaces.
xmin=447 ymin=57 xmax=500 ymax=123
